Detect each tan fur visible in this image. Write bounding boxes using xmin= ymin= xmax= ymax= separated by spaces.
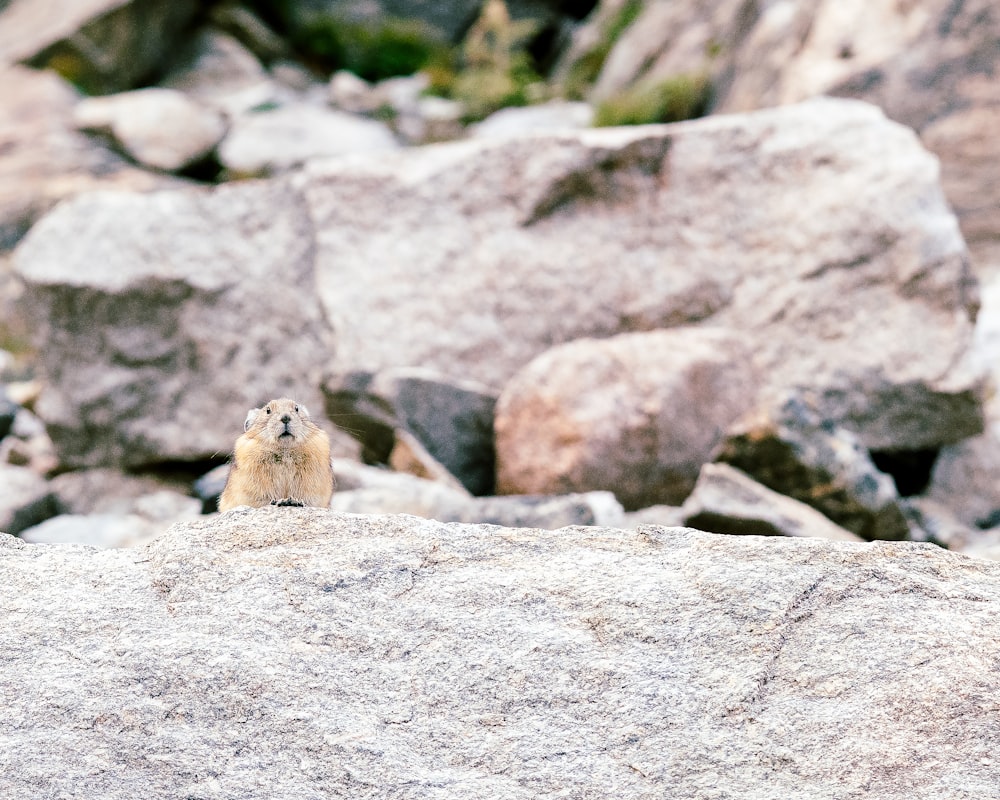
xmin=218 ymin=397 xmax=334 ymax=511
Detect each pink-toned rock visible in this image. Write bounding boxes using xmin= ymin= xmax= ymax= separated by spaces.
xmin=495 ymin=327 xmax=756 ymax=509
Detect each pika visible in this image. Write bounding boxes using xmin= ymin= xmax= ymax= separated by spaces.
xmin=218 ymin=397 xmax=334 ymax=512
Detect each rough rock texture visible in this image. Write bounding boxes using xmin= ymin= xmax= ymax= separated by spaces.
xmin=577 ymin=0 xmax=1000 ymax=272
xmin=12 ymin=180 xmax=333 ymax=469
xmin=2 ymin=508 xmax=1000 ymax=797
xmin=0 ymin=0 xmax=199 ymax=94
xmin=0 ymin=464 xmax=60 ymax=534
xmin=496 ymin=327 xmax=756 ymax=508
xmin=299 ymin=98 xmax=981 ymax=452
xmin=0 ymin=65 xmax=177 ymax=251
xmin=74 ymin=88 xmax=227 ymax=173
xmin=716 ymin=395 xmax=909 ymax=540
xmin=218 ymin=104 xmax=399 ymax=177
xmin=324 ymin=368 xmax=498 ymax=495
xmin=682 ymin=462 xmax=864 ymax=542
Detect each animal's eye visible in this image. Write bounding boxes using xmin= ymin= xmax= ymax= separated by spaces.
xmin=294 ymin=405 xmax=300 ymax=413
xmin=265 ymin=407 xmax=271 ymax=414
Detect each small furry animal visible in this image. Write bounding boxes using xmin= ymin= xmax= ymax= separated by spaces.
xmin=218 ymin=397 xmax=334 ymax=511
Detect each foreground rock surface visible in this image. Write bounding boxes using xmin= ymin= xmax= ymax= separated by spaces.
xmin=2 ymin=508 xmax=1000 ymax=798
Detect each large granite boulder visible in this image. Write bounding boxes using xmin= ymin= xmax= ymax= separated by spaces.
xmin=495 ymin=327 xmax=756 ymax=508
xmin=12 ymin=180 xmax=333 ymax=468
xmin=14 ymin=98 xmax=983 ymax=472
xmin=571 ymin=0 xmax=1000 ymax=272
xmin=299 ymin=97 xmax=981 ymax=450
xmin=1 ymin=508 xmax=999 ymax=797
xmin=0 ymin=66 xmax=177 ymax=251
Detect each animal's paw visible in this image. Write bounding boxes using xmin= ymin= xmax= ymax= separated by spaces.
xmin=271 ymin=498 xmax=305 ymax=507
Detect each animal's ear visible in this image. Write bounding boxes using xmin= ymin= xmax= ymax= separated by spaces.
xmin=244 ymin=408 xmax=260 ymax=432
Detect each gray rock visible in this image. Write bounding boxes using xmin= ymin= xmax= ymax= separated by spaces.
xmin=0 ymin=387 xmax=16 ymax=439
xmin=13 ymin=179 xmax=332 ymax=469
xmin=715 ymin=394 xmax=909 ymax=540
xmin=218 ymin=103 xmax=399 ymax=177
xmin=74 ymin=88 xmax=227 ymax=172
xmin=0 ymin=407 xmax=58 ymax=473
xmin=298 ymin=98 xmax=981 ymax=451
xmin=330 ymin=473 xmax=624 ymax=529
xmin=324 ymin=367 xmax=498 ymax=495
xmin=622 ymin=504 xmax=687 ymax=530
xmin=1 ymin=0 xmax=199 ymax=94
xmin=161 ymin=29 xmax=278 ymax=117
xmin=495 ymin=328 xmax=757 ymax=509
xmin=468 ymin=100 xmax=594 ymax=138
xmin=0 ymin=463 xmax=59 ymax=534
xmin=18 ymin=512 xmax=164 ymax=548
xmin=0 ymin=65 xmax=179 ymax=251
xmin=682 ymin=462 xmax=863 ymax=542
xmin=901 ymin=496 xmax=980 ymax=552
xmin=387 ymin=428 xmax=472 ymax=493
xmin=927 ymin=426 xmax=1000 ymax=530
xmin=50 ymin=468 xmax=196 ymax=516
xmin=579 ymin=0 xmax=1000 ymax=274
xmin=1 ymin=508 xmax=999 ymax=797
xmin=328 ymin=69 xmax=379 ymax=114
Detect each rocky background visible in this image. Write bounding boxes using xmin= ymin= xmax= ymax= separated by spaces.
xmin=1 ymin=0 xmax=999 ymax=555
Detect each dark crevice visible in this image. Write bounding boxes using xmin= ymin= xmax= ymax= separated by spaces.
xmin=869 ymin=449 xmax=939 ymax=497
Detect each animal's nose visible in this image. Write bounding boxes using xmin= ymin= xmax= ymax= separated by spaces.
xmin=281 ymin=414 xmax=291 ymax=424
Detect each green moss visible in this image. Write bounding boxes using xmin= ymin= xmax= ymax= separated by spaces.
xmin=562 ymin=0 xmax=644 ymax=100
xmin=593 ymin=73 xmax=711 ymax=127
xmin=292 ymin=16 xmax=451 ymax=82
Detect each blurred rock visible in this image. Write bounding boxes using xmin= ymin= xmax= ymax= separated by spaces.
xmin=13 ymin=180 xmax=332 ymax=469
xmin=193 ymin=463 xmax=229 ymax=511
xmin=328 ymin=70 xmax=379 ymax=114
xmin=1 ymin=0 xmax=199 ymax=94
xmin=468 ymin=100 xmax=594 ymax=138
xmin=901 ymin=496 xmax=979 ymax=552
xmin=575 ymin=0 xmax=1000 ymax=274
xmin=0 ymin=66 xmax=179 ymax=251
xmin=49 ymin=468 xmax=186 ymax=515
xmin=682 ymin=462 xmax=863 ymax=542
xmin=622 ymin=504 xmax=686 ymax=529
xmin=162 ymin=29 xmax=278 ymax=117
xmin=331 ymin=483 xmax=624 ymax=528
xmin=218 ymin=103 xmax=399 ymax=177
xmin=387 ymin=428 xmax=470 ymax=492
xmin=74 ymin=88 xmax=227 ymax=173
xmin=496 ymin=327 xmax=756 ymax=509
xmin=0 ymin=388 xmax=16 ymax=439
xmin=926 ymin=425 xmax=1000 ymax=529
xmin=299 ymin=99 xmax=981 ymax=454
xmin=0 ymin=407 xmax=58 ymax=473
xmin=715 ymin=394 xmax=909 ymax=540
xmin=0 ymin=463 xmax=59 ymax=534
xmin=208 ymin=3 xmax=290 ymax=64
xmin=324 ymin=367 xmax=497 ymax=495
xmin=19 ymin=513 xmax=163 ymax=548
